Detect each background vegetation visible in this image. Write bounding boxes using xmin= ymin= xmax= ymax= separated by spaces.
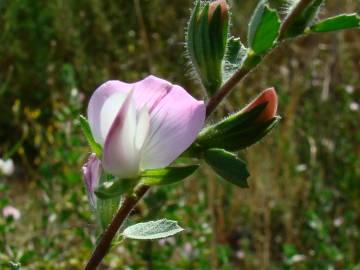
xmin=0 ymin=0 xmax=359 ymax=269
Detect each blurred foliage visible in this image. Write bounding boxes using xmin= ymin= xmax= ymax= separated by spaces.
xmin=0 ymin=0 xmax=359 ymax=269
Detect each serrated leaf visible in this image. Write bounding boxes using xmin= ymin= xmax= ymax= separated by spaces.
xmin=122 ymin=219 xmax=184 ymax=240
xmin=79 ymin=115 xmax=102 ymax=157
xmin=9 ymin=262 xmax=21 ymax=270
xmin=248 ymin=0 xmax=280 ymax=54
xmin=204 ymin=148 xmax=250 ymax=188
xmin=140 ymin=165 xmax=199 ymax=186
xmin=310 ymin=14 xmax=360 ymax=33
xmin=223 ymin=37 xmax=248 ymax=80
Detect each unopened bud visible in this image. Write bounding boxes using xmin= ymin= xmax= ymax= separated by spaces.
xmin=209 ymin=0 xmax=228 ymax=22
xmin=187 ymin=0 xmax=229 ymax=96
xmin=191 ymin=88 xmax=280 ymax=153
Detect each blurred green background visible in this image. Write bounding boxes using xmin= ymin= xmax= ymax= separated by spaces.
xmin=0 ymin=0 xmax=359 ymax=269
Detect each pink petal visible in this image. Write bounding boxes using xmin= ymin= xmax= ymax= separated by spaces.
xmin=82 ymin=153 xmax=102 ymax=208
xmin=241 ymin=88 xmax=278 ymax=124
xmin=140 ymin=85 xmax=206 ymax=169
xmin=131 ymin=75 xmax=174 ymax=112
xmin=88 ymin=76 xmax=173 ymax=144
xmin=87 ymin=80 xmax=131 ymax=144
xmin=102 ymin=91 xmax=141 ymax=178
xmin=2 ymin=205 xmax=21 ymax=220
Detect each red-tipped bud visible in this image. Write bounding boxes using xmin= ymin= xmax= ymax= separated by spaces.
xmin=209 ymin=0 xmax=228 ymax=22
xmin=242 ymin=87 xmax=278 ymax=124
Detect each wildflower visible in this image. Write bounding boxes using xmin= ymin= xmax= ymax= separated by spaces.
xmin=2 ymin=205 xmax=21 ymax=220
xmin=0 ymin=158 xmax=15 ymax=176
xmin=87 ymin=75 xmax=205 ymax=178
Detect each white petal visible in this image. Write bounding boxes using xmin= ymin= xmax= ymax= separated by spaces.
xmin=100 ymin=91 xmax=128 ymax=145
xmin=135 ymin=106 xmax=150 ymax=151
xmin=103 ymin=92 xmax=140 ymax=178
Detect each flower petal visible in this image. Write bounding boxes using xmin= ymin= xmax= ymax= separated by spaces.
xmin=241 ymin=87 xmax=278 ymax=124
xmin=103 ymin=91 xmax=141 ymax=178
xmin=88 ymin=80 xmax=131 ymax=144
xmin=82 ymin=153 xmax=102 ymax=209
xmin=132 ymin=76 xmax=173 ymax=112
xmin=140 ymin=85 xmax=206 ymax=169
xmin=88 ymin=76 xmax=172 ymax=144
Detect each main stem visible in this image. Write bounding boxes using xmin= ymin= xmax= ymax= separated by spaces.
xmin=84 ymin=184 xmax=150 ymax=270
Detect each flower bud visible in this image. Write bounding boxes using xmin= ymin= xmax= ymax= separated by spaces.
xmin=187 ymin=0 xmax=229 ymax=96
xmin=192 ymin=88 xmax=280 ymax=152
xmin=209 ymin=0 xmax=228 ymax=22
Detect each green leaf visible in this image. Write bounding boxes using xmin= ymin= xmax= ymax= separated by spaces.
xmin=9 ymin=262 xmax=21 ymax=270
xmin=310 ymin=14 xmax=360 ymax=33
xmin=79 ymin=115 xmax=102 ymax=157
xmin=140 ymin=165 xmax=199 ymax=186
xmin=94 ymin=178 xmax=135 ymax=200
xmin=204 ymin=148 xmax=250 ymax=188
xmin=248 ymin=0 xmax=280 ymax=54
xmin=122 ymin=219 xmax=184 ymax=240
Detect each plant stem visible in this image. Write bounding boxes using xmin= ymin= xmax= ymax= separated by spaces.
xmin=85 ymin=184 xmax=150 ymax=270
xmin=206 ymin=65 xmax=250 ymax=118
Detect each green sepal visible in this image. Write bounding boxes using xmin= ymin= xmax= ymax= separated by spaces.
xmin=194 ymin=103 xmax=280 ymax=152
xmin=96 ymin=196 xmax=121 ymax=230
xmin=204 ymin=148 xmax=250 ymax=188
xmin=79 ymin=115 xmax=102 ymax=157
xmin=219 ymin=116 xmax=281 ymax=151
xmin=94 ymin=177 xmax=135 ymax=200
xmin=140 ymin=165 xmax=199 ymax=186
xmin=282 ymin=0 xmax=324 ymax=38
xmin=248 ymin=0 xmax=280 ymax=55
xmin=122 ymin=219 xmax=184 ymax=240
xmin=309 ymin=13 xmax=360 ymax=33
xmin=186 ymin=0 xmax=229 ymax=95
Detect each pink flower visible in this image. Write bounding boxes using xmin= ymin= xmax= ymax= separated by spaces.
xmin=87 ymin=75 xmax=205 ymax=178
xmin=82 ymin=153 xmax=101 ymax=209
xmin=2 ymin=205 xmax=21 ymax=220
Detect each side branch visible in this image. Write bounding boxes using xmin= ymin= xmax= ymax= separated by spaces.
xmin=85 ymin=184 xmax=150 ymax=270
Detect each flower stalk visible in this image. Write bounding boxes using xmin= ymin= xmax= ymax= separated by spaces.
xmin=85 ymin=184 xmax=150 ymax=270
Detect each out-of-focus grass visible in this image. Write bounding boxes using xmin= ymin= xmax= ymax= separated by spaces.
xmin=0 ymin=0 xmax=359 ymax=269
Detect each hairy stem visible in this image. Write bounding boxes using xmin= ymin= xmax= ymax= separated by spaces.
xmin=85 ymin=184 xmax=150 ymax=270
xmin=206 ymin=65 xmax=251 ymax=118
xmin=206 ymin=0 xmax=313 ymax=118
